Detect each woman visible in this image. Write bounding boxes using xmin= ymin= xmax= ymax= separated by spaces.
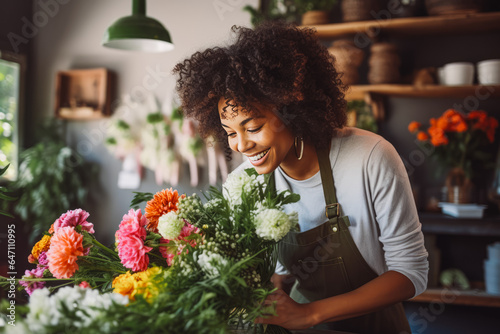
xmin=174 ymin=22 xmax=428 ymax=333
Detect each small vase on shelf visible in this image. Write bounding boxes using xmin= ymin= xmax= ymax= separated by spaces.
xmin=445 ymin=167 xmax=472 ymax=204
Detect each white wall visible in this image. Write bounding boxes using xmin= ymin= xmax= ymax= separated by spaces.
xmin=31 ymin=0 xmax=257 ymax=243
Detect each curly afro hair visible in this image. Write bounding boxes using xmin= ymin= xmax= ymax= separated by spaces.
xmin=173 ymin=21 xmax=347 ymax=155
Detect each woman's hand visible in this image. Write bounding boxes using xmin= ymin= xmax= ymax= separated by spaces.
xmin=255 ymin=289 xmax=316 ymax=330
xmin=270 ymin=273 xmax=295 ymax=294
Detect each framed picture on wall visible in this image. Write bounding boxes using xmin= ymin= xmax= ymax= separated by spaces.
xmin=55 ymin=68 xmax=115 ymax=120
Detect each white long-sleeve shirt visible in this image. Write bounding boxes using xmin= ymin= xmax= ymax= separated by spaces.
xmin=232 ymin=127 xmax=429 ymax=297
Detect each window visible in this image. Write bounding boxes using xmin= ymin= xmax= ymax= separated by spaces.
xmin=0 ymin=51 xmax=25 ymax=181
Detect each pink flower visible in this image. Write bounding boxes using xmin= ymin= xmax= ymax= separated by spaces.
xmin=158 ymin=223 xmax=200 ymax=266
xmin=117 ymin=209 xmax=147 ymax=240
xmin=20 ymin=267 xmax=45 ymax=295
xmin=47 ymin=226 xmax=84 ymax=279
xmin=54 ymin=209 xmax=95 ymax=234
xmin=179 ymin=222 xmax=200 ymax=247
xmin=79 ymin=281 xmax=90 ymax=288
xmin=159 ymin=238 xmax=175 ymax=266
xmin=116 ymin=209 xmax=152 ymax=272
xmin=38 ymin=251 xmax=48 ymax=267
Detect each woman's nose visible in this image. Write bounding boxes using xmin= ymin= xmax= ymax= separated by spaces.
xmin=237 ymin=134 xmax=253 ymax=153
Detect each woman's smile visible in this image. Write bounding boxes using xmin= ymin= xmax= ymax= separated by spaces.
xmin=218 ymin=98 xmax=295 ymax=175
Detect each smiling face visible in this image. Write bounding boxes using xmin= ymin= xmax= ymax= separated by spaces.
xmin=218 ymin=98 xmax=296 ymax=175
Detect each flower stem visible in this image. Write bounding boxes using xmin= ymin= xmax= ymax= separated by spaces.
xmin=92 ymin=239 xmax=120 ymax=259
xmin=149 ymin=252 xmax=166 ymax=261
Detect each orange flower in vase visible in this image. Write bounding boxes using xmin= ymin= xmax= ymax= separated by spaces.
xmin=409 ymin=109 xmax=498 ymax=203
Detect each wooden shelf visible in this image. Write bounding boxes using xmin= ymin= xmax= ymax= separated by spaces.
xmin=419 ymin=213 xmax=500 ymax=237
xmin=409 ymin=288 xmax=500 ymax=308
xmin=307 ymin=12 xmax=500 ymax=39
xmin=345 ymin=84 xmax=500 ymax=101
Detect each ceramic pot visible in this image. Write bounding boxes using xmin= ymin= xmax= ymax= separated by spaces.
xmin=328 ymin=39 xmax=365 ymax=85
xmin=477 ymin=59 xmax=500 ymax=85
xmin=301 ymin=10 xmax=330 ymax=25
xmin=368 ymin=42 xmax=401 ymax=84
xmin=341 ymin=0 xmax=379 ymax=22
xmin=442 ymin=62 xmax=474 ymax=86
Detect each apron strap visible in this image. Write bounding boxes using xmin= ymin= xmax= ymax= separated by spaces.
xmin=316 ymin=146 xmax=341 ymax=221
xmin=266 ymin=145 xmax=348 ymax=225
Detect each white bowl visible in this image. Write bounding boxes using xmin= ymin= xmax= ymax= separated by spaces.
xmin=477 ymin=59 xmax=500 ymax=85
xmin=443 ymin=62 xmax=475 ymax=86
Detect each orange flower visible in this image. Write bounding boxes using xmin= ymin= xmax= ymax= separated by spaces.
xmin=48 ymin=224 xmax=55 ymax=234
xmin=145 ymin=188 xmax=185 ymax=233
xmin=428 ymin=126 xmax=449 ymax=146
xmin=408 ymin=121 xmax=421 ymax=133
xmin=486 ymin=117 xmax=499 ymax=143
xmin=443 ymin=109 xmax=458 ymax=119
xmin=417 ymin=131 xmax=429 ymax=141
xmin=436 ymin=117 xmax=449 ymax=131
xmin=449 ymin=114 xmax=468 ymax=132
xmin=47 ymin=226 xmax=84 ymax=279
xmin=31 ymin=235 xmax=51 ymax=260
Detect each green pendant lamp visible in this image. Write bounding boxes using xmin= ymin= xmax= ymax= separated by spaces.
xmin=102 ymin=0 xmax=173 ymax=52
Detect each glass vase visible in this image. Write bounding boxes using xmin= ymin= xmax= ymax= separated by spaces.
xmin=445 ymin=167 xmax=472 ymax=204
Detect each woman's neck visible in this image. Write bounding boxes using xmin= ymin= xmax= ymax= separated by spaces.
xmin=279 ymin=142 xmax=320 ymax=180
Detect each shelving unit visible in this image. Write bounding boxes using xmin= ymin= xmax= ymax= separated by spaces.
xmin=306 ymin=12 xmax=500 ymax=108
xmin=410 ymin=288 xmax=500 ymax=308
xmin=345 ymin=84 xmax=500 ymax=101
xmin=416 ymin=214 xmax=500 ymax=308
xmin=419 ymin=213 xmax=500 ymax=237
xmin=307 ymin=12 xmax=500 ymax=39
xmin=306 ymin=10 xmax=500 ymax=319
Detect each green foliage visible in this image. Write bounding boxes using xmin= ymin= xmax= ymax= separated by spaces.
xmin=146 ymin=112 xmax=164 ymax=124
xmin=7 ymin=119 xmax=97 ymax=243
xmin=0 ymin=164 xmax=16 ymax=217
xmin=294 ymin=0 xmax=338 ymax=13
xmin=0 ymin=58 xmax=20 ymax=180
xmin=130 ymin=191 xmax=154 ymax=209
xmin=347 ymin=100 xmax=378 ymax=133
xmin=243 ymin=0 xmax=299 ymax=27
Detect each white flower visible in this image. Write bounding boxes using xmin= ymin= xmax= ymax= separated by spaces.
xmin=157 ymin=211 xmax=184 ymax=240
xmin=253 ymin=208 xmax=293 ymax=242
xmin=223 ymin=171 xmax=262 ymax=205
xmin=26 ymin=287 xmax=128 ymax=332
xmin=197 ymin=251 xmax=228 ymax=278
xmin=203 ymin=198 xmax=223 ymax=211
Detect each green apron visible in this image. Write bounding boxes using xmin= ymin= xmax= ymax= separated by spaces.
xmin=270 ymin=147 xmax=411 ymax=334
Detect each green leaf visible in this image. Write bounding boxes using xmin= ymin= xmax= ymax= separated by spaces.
xmin=130 ymin=192 xmax=154 ymax=209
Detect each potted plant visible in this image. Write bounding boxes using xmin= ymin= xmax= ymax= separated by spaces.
xmin=408 ymin=109 xmax=498 ymax=203
xmin=6 ymin=119 xmax=97 ymax=242
xmin=295 ymin=0 xmax=338 ymax=25
xmin=243 ymin=0 xmax=299 ymax=27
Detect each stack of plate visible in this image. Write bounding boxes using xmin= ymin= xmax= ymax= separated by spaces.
xmin=485 ymin=242 xmax=500 ymax=295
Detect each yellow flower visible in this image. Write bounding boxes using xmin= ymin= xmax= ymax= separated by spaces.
xmin=31 ymin=235 xmax=51 ymax=260
xmin=113 ymin=267 xmax=163 ymax=302
xmin=134 ymin=267 xmax=162 ymax=301
xmin=113 ymin=271 xmax=138 ymax=300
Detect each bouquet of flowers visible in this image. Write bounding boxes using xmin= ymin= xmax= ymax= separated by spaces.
xmin=408 ymin=109 xmax=498 ymax=179
xmin=1 ymin=168 xmax=299 ymax=334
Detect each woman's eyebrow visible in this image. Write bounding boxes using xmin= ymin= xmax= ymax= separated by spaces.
xmin=221 ymin=116 xmax=263 ymax=128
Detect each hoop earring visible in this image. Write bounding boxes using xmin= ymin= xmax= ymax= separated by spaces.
xmin=294 ymin=136 xmax=304 ymax=161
